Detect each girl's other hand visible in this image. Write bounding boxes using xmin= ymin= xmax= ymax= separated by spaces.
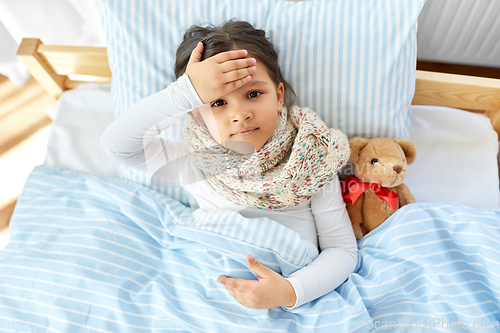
xmin=217 ymin=254 xmax=297 ymax=309
xmin=185 ymin=42 xmax=257 ymax=104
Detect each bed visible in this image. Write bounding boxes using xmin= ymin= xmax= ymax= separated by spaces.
xmin=2 ymin=0 xmax=500 ymax=332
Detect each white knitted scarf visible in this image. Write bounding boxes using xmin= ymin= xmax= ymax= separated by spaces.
xmin=183 ymin=106 xmax=350 ymax=210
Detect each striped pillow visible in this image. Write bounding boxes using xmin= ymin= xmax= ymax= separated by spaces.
xmin=99 ymin=0 xmax=426 ymax=201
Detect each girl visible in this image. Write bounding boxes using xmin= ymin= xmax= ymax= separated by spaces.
xmin=101 ymin=20 xmax=358 ymax=310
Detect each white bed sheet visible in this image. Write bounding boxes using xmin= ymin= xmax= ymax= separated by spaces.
xmin=41 ymin=85 xmax=500 ymax=208
xmin=406 ymin=105 xmax=499 ymax=208
xmin=43 ymin=83 xmax=120 ymax=179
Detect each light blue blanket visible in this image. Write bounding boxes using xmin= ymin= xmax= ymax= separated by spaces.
xmin=1 ymin=166 xmax=499 ymax=332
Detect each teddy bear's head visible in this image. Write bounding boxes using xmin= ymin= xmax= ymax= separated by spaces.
xmin=348 ymin=137 xmax=416 ymax=188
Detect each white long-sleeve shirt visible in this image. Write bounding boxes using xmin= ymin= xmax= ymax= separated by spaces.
xmin=100 ymin=74 xmax=358 ymax=309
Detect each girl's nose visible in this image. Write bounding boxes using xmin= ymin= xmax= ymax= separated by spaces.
xmin=231 ymin=107 xmax=252 ymax=122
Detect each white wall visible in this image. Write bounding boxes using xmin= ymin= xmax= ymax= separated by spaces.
xmin=417 ymin=0 xmax=500 ymax=68
xmin=1 ymin=0 xmax=499 ymax=86
xmin=0 ymin=0 xmax=105 ymax=85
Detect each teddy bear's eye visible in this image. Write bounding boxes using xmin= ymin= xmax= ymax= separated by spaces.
xmin=371 ymin=158 xmax=378 ymax=165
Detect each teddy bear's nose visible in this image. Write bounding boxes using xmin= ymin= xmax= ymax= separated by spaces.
xmin=393 ymin=165 xmax=403 ymax=174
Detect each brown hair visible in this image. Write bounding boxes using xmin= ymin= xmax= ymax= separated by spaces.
xmin=174 ymin=19 xmax=296 ymax=108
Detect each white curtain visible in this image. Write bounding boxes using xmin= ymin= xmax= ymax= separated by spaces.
xmin=0 ymin=0 xmax=106 ymax=85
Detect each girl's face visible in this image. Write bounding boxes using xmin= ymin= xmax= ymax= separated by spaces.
xmin=197 ymin=59 xmax=284 ymax=153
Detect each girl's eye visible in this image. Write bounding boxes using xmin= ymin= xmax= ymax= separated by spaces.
xmin=248 ymin=91 xmax=261 ymax=99
xmin=211 ymin=100 xmax=226 ymax=107
xmin=371 ymin=158 xmax=378 ymax=165
xmin=211 ymin=92 xmax=260 ymax=107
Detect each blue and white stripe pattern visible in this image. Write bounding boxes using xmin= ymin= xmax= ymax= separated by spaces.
xmin=353 ymin=204 xmax=500 ymax=332
xmin=1 ymin=166 xmax=500 ymax=332
xmin=99 ymin=0 xmax=425 ymax=199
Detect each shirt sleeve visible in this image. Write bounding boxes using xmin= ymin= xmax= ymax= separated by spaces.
xmin=100 ymin=73 xmax=204 ymax=180
xmin=284 ymin=175 xmax=358 ymax=309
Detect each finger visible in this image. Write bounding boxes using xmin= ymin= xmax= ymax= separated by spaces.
xmin=220 ymin=276 xmax=258 ymax=292
xmin=222 ymin=283 xmax=254 ymax=308
xmin=225 ymin=286 xmax=238 ymax=300
xmin=226 ymin=287 xmax=244 ymax=305
xmin=188 ymin=42 xmax=204 ymax=65
xmin=220 ymin=58 xmax=256 ymax=73
xmin=212 ymin=49 xmax=248 ymax=63
xmin=222 ymin=67 xmax=256 ymax=84
xmin=223 ymin=75 xmax=252 ymax=92
xmin=221 ymin=277 xmax=243 ymax=290
xmin=224 ymin=287 xmax=251 ymax=308
xmin=247 ymin=254 xmax=272 ymax=278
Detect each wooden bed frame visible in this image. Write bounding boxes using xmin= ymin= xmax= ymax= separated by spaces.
xmin=17 ymin=38 xmax=500 ymax=138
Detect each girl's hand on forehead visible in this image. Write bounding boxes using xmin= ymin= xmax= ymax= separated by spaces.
xmin=185 ymin=42 xmax=257 ymax=104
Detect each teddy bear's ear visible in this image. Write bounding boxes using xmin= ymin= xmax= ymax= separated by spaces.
xmin=393 ymin=138 xmax=417 ymax=165
xmin=348 ymin=137 xmax=370 ymax=164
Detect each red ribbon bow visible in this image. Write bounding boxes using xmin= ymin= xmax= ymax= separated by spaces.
xmin=341 ymin=176 xmax=399 ymax=210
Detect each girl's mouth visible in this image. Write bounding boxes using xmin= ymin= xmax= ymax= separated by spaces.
xmin=232 ymin=127 xmax=258 ymax=136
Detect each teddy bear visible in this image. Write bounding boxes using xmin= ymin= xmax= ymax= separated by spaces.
xmin=341 ymin=137 xmax=417 ymax=239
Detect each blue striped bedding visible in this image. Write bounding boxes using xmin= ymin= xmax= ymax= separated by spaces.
xmin=1 ymin=165 xmax=499 ymax=332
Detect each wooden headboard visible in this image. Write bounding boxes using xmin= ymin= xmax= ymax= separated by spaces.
xmin=16 ymin=38 xmax=111 ymax=97
xmin=17 ymin=38 xmax=500 ymax=138
xmin=413 ymin=70 xmax=500 ymax=137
